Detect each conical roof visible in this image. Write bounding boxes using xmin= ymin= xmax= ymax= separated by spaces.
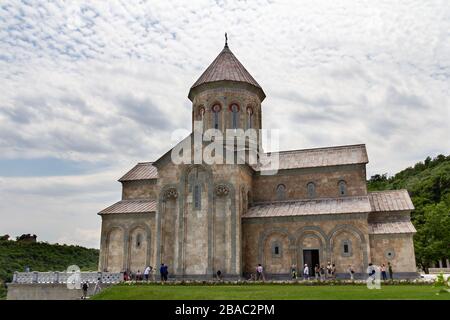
xmin=188 ymin=44 xmax=265 ymax=101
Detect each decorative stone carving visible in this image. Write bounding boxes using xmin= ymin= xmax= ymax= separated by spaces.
xmin=163 ymin=188 xmax=178 ymax=200
xmin=215 ymin=184 xmax=230 ymax=196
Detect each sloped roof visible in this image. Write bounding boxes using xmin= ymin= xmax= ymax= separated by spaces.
xmin=243 ymin=196 xmax=372 ymax=219
xmin=118 ymin=162 xmax=158 ymax=182
xmin=369 ymin=190 xmax=414 ymax=212
xmin=369 ymin=221 xmax=416 ymax=234
xmin=189 ymin=45 xmax=265 ymax=100
xmin=256 ymin=144 xmax=368 ymax=172
xmin=98 ymin=199 xmax=156 ymax=215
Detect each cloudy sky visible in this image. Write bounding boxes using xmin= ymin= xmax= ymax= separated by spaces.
xmin=0 ymin=0 xmax=449 ymax=248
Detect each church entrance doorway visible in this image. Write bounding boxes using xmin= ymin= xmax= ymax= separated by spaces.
xmin=303 ymin=249 xmax=320 ymax=276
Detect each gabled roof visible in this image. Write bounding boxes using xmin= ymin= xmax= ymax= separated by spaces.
xmin=369 ymin=221 xmax=416 ymax=234
xmin=118 ymin=162 xmax=158 ymax=182
xmin=368 ymin=190 xmax=414 ymax=212
xmin=243 ymin=196 xmax=372 ymax=219
xmin=189 ymin=45 xmax=265 ymax=101
xmin=255 ymin=144 xmax=368 ymax=172
xmin=98 ymin=199 xmax=156 ymax=215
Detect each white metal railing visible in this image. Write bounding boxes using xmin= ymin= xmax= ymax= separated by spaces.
xmin=429 ymin=268 xmax=450 ymax=274
xmin=12 ymin=271 xmax=123 ymax=284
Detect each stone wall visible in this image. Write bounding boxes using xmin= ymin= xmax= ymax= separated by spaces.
xmin=7 ymin=283 xmax=109 ymax=300
xmin=99 ymin=213 xmax=155 ymax=273
xmin=242 ymin=214 xmax=370 ymax=276
xmin=191 ymin=86 xmax=262 ymax=133
xmin=252 ymin=164 xmax=367 ymax=202
xmin=369 ymin=233 xmax=417 ymax=273
xmin=122 ymin=180 xmax=157 ymax=200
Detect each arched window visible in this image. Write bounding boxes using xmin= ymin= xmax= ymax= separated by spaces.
xmin=194 ymin=184 xmax=201 ymax=209
xmin=197 ymin=106 xmax=205 ymax=120
xmin=272 ymin=241 xmax=282 ymax=257
xmin=136 ymin=233 xmax=142 ymax=248
xmin=338 ymin=180 xmax=347 ymax=196
xmin=212 ymin=104 xmax=221 ymax=129
xmin=341 ymin=239 xmax=352 ymax=257
xmin=246 ymin=107 xmax=253 ymax=129
xmin=231 ymin=104 xmax=239 ymax=129
xmin=307 ymin=182 xmax=315 ymax=198
xmin=276 ymin=184 xmax=286 ymax=201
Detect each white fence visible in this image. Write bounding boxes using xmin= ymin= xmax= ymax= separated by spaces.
xmin=429 ymin=268 xmax=450 ymax=274
xmin=13 ymin=271 xmax=123 ymax=284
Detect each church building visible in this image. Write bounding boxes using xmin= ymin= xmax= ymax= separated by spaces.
xmin=98 ymin=40 xmax=418 ymax=279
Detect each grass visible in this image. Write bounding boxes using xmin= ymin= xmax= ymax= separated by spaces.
xmin=92 ymin=284 xmax=450 ymax=300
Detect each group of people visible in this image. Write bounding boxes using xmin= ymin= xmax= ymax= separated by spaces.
xmin=253 ymin=262 xmax=395 ymax=281
xmin=291 ymin=262 xmax=337 ymax=281
xmin=367 ymin=262 xmax=394 ymax=280
xmin=123 ymin=263 xmax=170 ymax=282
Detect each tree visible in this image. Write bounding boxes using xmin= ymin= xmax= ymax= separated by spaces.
xmin=414 ymin=201 xmax=450 ymax=272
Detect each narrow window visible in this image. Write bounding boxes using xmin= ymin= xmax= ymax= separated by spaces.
xmin=338 ymin=180 xmax=347 ymax=196
xmin=194 ymin=185 xmax=201 ymax=209
xmin=274 ymin=246 xmax=279 ymax=255
xmin=136 ymin=234 xmax=142 ymax=248
xmin=212 ymin=104 xmax=221 ymax=129
xmin=307 ymin=182 xmax=315 ymax=198
xmin=197 ymin=106 xmax=205 ymax=120
xmin=246 ymin=107 xmax=253 ymax=129
xmin=276 ymin=184 xmax=286 ymax=200
xmin=343 ymin=243 xmax=349 ymax=254
xmin=231 ymin=104 xmax=239 ymax=129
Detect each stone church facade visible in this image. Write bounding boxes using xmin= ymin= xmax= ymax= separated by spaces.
xmin=98 ymin=42 xmax=418 ymax=279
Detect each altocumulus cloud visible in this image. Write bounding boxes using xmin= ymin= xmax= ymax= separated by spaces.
xmin=0 ymin=0 xmax=449 ymax=248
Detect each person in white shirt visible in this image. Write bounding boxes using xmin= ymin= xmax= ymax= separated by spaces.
xmin=144 ymin=266 xmax=151 ymax=281
xmin=303 ymin=264 xmax=309 ymax=280
xmin=256 ymin=264 xmax=264 ymax=281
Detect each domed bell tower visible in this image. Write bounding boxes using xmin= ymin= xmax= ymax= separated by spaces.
xmin=188 ymin=35 xmax=266 ymax=164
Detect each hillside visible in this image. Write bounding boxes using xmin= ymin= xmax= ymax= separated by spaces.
xmin=0 ymin=240 xmax=99 ymax=299
xmin=368 ymin=154 xmax=450 ymax=271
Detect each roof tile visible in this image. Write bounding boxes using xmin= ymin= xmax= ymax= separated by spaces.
xmin=369 ymin=190 xmax=414 ymax=212
xmin=119 ymin=162 xmax=158 ymax=181
xmin=369 ymin=221 xmax=416 ymax=234
xmin=98 ymin=199 xmax=156 ymax=215
xmin=243 ymin=196 xmax=372 ymax=218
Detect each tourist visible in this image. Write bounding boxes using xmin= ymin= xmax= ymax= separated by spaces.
xmin=93 ymin=277 xmax=102 ymax=295
xmin=381 ymin=263 xmax=387 ymax=281
xmin=81 ymin=281 xmax=89 ymax=299
xmin=216 ymin=270 xmax=222 ymax=281
xmin=303 ymin=264 xmax=309 ymax=280
xmin=326 ymin=262 xmax=332 ymax=279
xmin=348 ymin=265 xmax=355 ymax=280
xmin=291 ymin=265 xmax=297 ymax=279
xmin=320 ymin=265 xmax=325 ymax=281
xmin=256 ymin=264 xmax=264 ymax=281
xmin=144 ymin=266 xmax=151 ymax=281
xmin=136 ymin=269 xmax=142 ymax=281
xmin=332 ymin=264 xmax=336 ymax=279
xmin=314 ymin=264 xmax=320 ymax=280
xmin=163 ymin=264 xmax=169 ymax=281
xmin=123 ymin=270 xmax=129 ymax=281
xmin=149 ymin=266 xmax=155 ymax=281
xmin=160 ymin=263 xmax=166 ymax=282
xmin=367 ymin=263 xmax=375 ymax=280
xmin=388 ymin=262 xmax=393 ymax=280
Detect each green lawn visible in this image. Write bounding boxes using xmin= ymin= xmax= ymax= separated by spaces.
xmin=92 ymin=284 xmax=450 ymax=300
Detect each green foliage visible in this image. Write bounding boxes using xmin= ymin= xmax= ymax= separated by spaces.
xmin=0 ymin=240 xmax=98 ymax=299
xmin=368 ymin=154 xmax=450 ymax=271
xmin=434 ymin=272 xmax=449 ymax=288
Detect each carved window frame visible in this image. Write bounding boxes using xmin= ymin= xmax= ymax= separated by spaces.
xmin=271 ymin=241 xmax=282 ymax=258
xmin=341 ymin=239 xmax=352 ymax=257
